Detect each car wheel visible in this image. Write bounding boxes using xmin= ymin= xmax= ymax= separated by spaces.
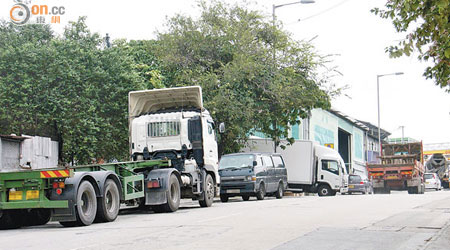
xmin=220 ymin=194 xmax=229 ymax=202
xmin=256 ymin=183 xmax=265 ymax=200
xmin=242 ymin=195 xmax=250 ymax=201
xmin=275 ymin=182 xmax=284 ymax=199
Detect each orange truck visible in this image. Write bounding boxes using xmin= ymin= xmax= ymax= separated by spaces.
xmin=367 ymin=142 xmax=425 ymax=194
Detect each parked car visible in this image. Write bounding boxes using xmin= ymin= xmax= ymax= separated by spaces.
xmin=424 ymin=173 xmax=441 ymax=191
xmin=219 ymin=153 xmax=288 ymax=202
xmin=347 ymin=174 xmax=373 ymax=194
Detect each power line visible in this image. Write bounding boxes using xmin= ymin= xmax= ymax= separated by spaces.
xmin=286 ymin=0 xmax=353 ymax=25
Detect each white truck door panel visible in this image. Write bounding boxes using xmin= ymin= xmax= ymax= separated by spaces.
xmin=318 ymin=159 xmax=341 ymax=190
xmin=202 ymin=119 xmax=218 ymax=170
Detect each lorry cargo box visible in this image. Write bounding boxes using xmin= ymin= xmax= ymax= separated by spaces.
xmin=0 ymin=135 xmax=58 ymax=172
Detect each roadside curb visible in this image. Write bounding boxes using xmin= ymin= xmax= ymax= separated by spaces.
xmin=424 ymin=218 xmax=450 ymax=249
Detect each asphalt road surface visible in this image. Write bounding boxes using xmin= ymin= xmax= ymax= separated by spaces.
xmin=1 ymin=190 xmax=450 ymax=250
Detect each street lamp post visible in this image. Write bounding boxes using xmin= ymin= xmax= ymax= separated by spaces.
xmin=272 ymin=0 xmax=315 ymax=26
xmin=272 ymin=0 xmax=315 ymax=153
xmin=377 ymin=72 xmax=403 ymax=157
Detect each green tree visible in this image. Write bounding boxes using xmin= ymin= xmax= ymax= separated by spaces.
xmin=156 ymin=0 xmax=331 ymax=153
xmin=0 ymin=17 xmax=144 ymax=164
xmin=116 ymin=39 xmax=167 ymax=89
xmin=373 ymin=0 xmax=450 ymax=91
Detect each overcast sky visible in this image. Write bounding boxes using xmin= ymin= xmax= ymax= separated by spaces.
xmin=2 ymin=0 xmax=449 ymax=144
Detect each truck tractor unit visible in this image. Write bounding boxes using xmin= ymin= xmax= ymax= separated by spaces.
xmin=0 ymin=86 xmax=222 ymax=229
xmin=367 ymin=142 xmax=425 ymax=194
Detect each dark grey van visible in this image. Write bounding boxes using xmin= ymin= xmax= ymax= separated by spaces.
xmin=219 ymin=153 xmax=288 ymax=202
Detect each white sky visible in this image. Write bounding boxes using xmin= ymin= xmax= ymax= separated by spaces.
xmin=1 ymin=0 xmax=449 ymax=144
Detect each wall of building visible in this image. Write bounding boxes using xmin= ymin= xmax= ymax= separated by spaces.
xmin=304 ymin=109 xmax=366 ymax=175
xmin=250 ymin=108 xmax=368 ymax=176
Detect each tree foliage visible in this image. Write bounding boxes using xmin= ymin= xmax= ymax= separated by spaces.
xmin=373 ymin=0 xmax=450 ymax=91
xmin=0 ymin=1 xmax=334 ymax=162
xmin=0 ymin=17 xmax=145 ymax=164
xmin=156 ymin=0 xmax=330 ymax=153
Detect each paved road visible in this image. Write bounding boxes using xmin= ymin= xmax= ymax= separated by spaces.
xmin=1 ymin=190 xmax=450 ymax=250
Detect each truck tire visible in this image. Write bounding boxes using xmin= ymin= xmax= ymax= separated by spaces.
xmin=318 ymin=184 xmax=332 ymax=196
xmin=256 ymin=183 xmax=265 ymax=200
xmin=220 ymin=194 xmax=229 ymax=202
xmin=153 ymin=174 xmax=180 ymax=213
xmin=0 ymin=210 xmax=22 ymax=229
xmin=275 ymin=182 xmax=284 ymax=199
xmin=242 ymin=195 xmax=250 ymax=201
xmin=420 ymin=184 xmax=425 ymax=194
xmin=96 ymin=179 xmax=120 ymax=222
xmin=25 ymin=209 xmax=51 ymax=226
xmin=199 ymin=174 xmax=215 ymax=207
xmin=64 ymin=180 xmax=97 ymax=227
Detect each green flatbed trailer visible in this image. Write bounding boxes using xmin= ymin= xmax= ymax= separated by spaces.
xmin=0 ymin=159 xmax=172 ymax=229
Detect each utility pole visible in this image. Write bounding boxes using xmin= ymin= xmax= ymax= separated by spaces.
xmin=271 ymin=0 xmax=315 ymax=152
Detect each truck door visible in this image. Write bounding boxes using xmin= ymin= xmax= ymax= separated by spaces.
xmin=202 ymin=118 xmax=218 ymax=171
xmin=318 ymin=159 xmax=341 ymax=190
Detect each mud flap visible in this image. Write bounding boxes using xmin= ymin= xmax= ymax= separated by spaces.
xmin=145 ymin=168 xmax=179 ymax=205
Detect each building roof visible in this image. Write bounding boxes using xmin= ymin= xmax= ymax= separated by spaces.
xmin=356 ymin=120 xmax=391 ymax=140
xmin=0 ymin=134 xmax=30 ymax=141
xmin=328 ymin=109 xmax=369 ymax=131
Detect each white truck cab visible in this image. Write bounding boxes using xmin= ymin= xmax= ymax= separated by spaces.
xmin=314 ymin=145 xmax=348 ymax=195
xmin=128 ymin=86 xmax=220 ymax=208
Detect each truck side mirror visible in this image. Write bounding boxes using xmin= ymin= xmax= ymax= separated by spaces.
xmin=253 ymin=160 xmax=258 ymax=167
xmin=219 ymin=122 xmax=225 ymax=134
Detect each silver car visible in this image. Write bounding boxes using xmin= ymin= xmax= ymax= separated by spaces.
xmin=347 ymin=174 xmax=373 ymax=194
xmin=424 ymin=173 xmax=441 ymax=191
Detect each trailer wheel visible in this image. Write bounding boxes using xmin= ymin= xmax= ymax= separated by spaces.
xmin=96 ymin=179 xmax=120 ymax=222
xmin=318 ymin=184 xmax=332 ymax=197
xmin=153 ymin=174 xmax=180 ymax=213
xmin=25 ymin=209 xmax=51 ymax=226
xmin=220 ymin=194 xmax=229 ymax=202
xmin=256 ymin=183 xmax=265 ymax=200
xmin=74 ymin=181 xmax=97 ymax=226
xmin=199 ymin=174 xmax=215 ymax=207
xmin=275 ymin=182 xmax=284 ymax=199
xmin=0 ymin=210 xmax=22 ymax=229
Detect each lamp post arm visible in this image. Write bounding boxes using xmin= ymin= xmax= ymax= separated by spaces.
xmin=274 ymin=1 xmax=311 ymax=9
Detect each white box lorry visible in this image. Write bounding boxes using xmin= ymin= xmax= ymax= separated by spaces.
xmin=244 ymin=139 xmax=348 ymax=196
